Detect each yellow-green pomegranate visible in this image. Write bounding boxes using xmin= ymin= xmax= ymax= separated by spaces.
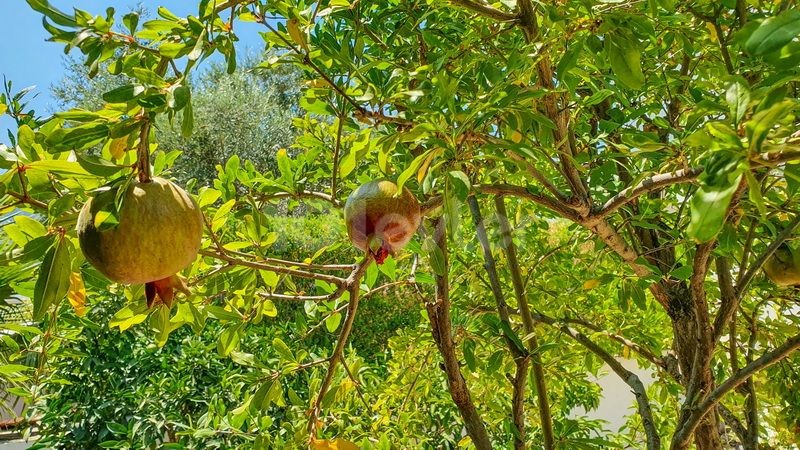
xmin=344 ymin=179 xmax=421 ymax=264
xmin=764 ymin=243 xmax=800 ymax=287
xmin=77 ymin=177 xmax=203 ymax=303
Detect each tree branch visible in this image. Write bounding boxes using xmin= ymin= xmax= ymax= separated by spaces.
xmin=136 ymin=116 xmax=152 ymax=183
xmin=468 ymin=195 xmax=525 ymax=358
xmin=717 ymin=403 xmax=747 ymax=443
xmin=671 ymin=333 xmax=800 ymax=450
xmin=712 ymin=256 xmax=737 ymax=344
xmin=258 ymin=190 xmax=341 ymax=207
xmin=494 ymin=195 xmax=555 ymax=450
xmin=594 ymin=167 xmax=703 ymax=218
xmin=478 ymin=184 xmax=580 ymax=221
xmin=533 ymin=312 xmax=661 ymax=450
xmin=505 ymin=150 xmax=567 ymax=200
xmin=224 ymin=249 xmax=355 ymax=272
xmin=4 ymin=191 xmax=48 ymax=210
xmin=330 ymin=115 xmax=345 ymax=201
xmin=425 ymin=216 xmax=492 ymax=449
xmin=511 ymin=356 xmax=529 ymax=450
xmin=198 ymin=249 xmax=345 ymax=286
xmin=583 ymin=218 xmax=671 ymax=308
xmin=308 ymin=256 xmax=372 ymax=438
xmin=557 ymin=315 xmax=677 ymax=380
xmin=734 ymin=213 xmax=800 ymax=296
xmin=449 ymin=0 xmax=517 ymax=21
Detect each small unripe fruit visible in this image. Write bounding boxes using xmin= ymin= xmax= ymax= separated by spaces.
xmin=344 ymin=179 xmax=421 ymax=264
xmin=764 ymin=244 xmax=800 ymax=287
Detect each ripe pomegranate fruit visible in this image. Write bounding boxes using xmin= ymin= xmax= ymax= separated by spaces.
xmin=764 ymin=243 xmax=800 ymax=287
xmin=76 ymin=177 xmax=203 ymax=306
xmin=344 ymin=179 xmax=421 ymax=264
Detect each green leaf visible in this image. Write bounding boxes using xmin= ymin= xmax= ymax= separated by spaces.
xmin=13 ymin=215 xmax=47 ymax=239
xmin=159 ymin=42 xmax=186 ymax=58
xmin=198 ymin=187 xmax=221 ymax=208
xmin=670 ymin=265 xmax=693 ymax=280
xmin=745 ymin=170 xmax=767 ymax=217
xmin=189 ymin=29 xmax=207 ymax=62
xmin=0 ymin=364 xmax=32 ymax=375
xmin=276 ymin=148 xmax=293 ymax=182
xmin=745 ymin=10 xmax=800 ymax=56
xmin=33 ymin=237 xmax=71 ymax=321
xmin=746 ymin=100 xmax=795 ymax=152
xmin=102 ymin=84 xmax=145 ymax=103
xmin=122 ymin=12 xmax=139 ymax=33
xmin=28 ymin=160 xmax=93 ymax=178
xmin=106 ymin=422 xmax=128 ymax=436
xmin=688 ymin=171 xmax=743 ymax=243
xmin=396 ymin=150 xmax=431 ymax=194
xmin=212 ymin=199 xmax=235 ymax=232
xmin=725 ymin=78 xmax=750 ymax=125
xmin=181 ymin=98 xmax=194 ymax=138
xmin=486 ymin=350 xmax=504 ymax=375
xmin=448 ymin=171 xmax=471 ymax=201
xmin=45 ymin=122 xmax=110 ymax=152
xmin=272 ymin=337 xmax=295 ymax=362
xmin=325 ymin=312 xmax=342 ymax=332
xmin=171 ymin=86 xmax=191 ymax=111
xmin=131 ymin=67 xmax=168 ymax=88
xmin=606 ymin=33 xmax=644 ymax=90
xmin=217 ymin=324 xmax=243 ymax=357
xmin=462 ymin=339 xmax=476 ymax=371
xmin=109 ymin=302 xmax=150 ymax=331
xmin=424 ymin=237 xmax=446 ymax=277
xmin=75 ymin=153 xmax=126 ymax=177
xmin=26 ymin=0 xmax=77 ymax=27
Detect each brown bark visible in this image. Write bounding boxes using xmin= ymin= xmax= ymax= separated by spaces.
xmin=425 ymin=217 xmax=493 ymax=450
xmin=667 ymin=283 xmax=721 ymax=450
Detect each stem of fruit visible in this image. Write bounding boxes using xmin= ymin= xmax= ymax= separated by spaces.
xmin=137 ymin=117 xmax=152 ymax=183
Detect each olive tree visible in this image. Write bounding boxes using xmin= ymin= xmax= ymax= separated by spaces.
xmin=2 ymin=0 xmax=800 ymax=448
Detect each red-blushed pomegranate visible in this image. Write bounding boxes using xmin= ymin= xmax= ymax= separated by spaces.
xmin=76 ymin=177 xmax=203 ymax=306
xmin=344 ymin=179 xmax=421 ymax=264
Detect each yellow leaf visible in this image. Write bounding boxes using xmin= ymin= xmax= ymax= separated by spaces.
xmin=287 ymin=18 xmax=309 ymax=52
xmin=417 ymin=149 xmax=438 ymax=184
xmin=583 ymin=279 xmax=601 ymax=290
xmin=706 ymin=22 xmax=718 ymax=43
xmin=68 ymin=272 xmax=87 ymax=317
xmin=310 ymin=438 xmax=360 ymax=450
xmin=511 ymin=130 xmax=523 ymax=143
xmin=109 ymin=137 xmax=127 ymax=160
xmin=0 ymin=104 xmax=7 ymax=116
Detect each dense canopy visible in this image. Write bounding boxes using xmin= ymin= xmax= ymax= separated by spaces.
xmin=2 ymin=0 xmax=800 ymax=448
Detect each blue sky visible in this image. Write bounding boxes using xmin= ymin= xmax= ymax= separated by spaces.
xmin=0 ymin=1 xmax=265 ymax=137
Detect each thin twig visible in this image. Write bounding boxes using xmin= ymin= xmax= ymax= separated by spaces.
xmin=199 ymin=249 xmax=345 ymax=286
